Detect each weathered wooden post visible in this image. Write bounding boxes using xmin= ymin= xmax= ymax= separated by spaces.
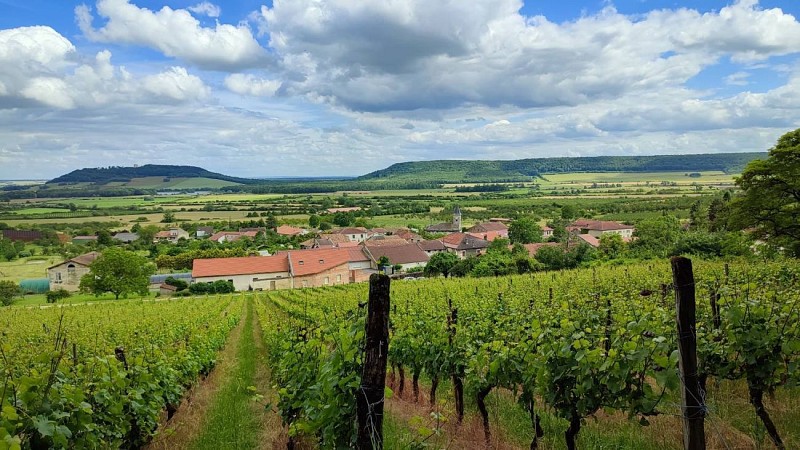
xmin=357 ymin=274 xmax=391 ymax=450
xmin=671 ymin=256 xmax=706 ymax=450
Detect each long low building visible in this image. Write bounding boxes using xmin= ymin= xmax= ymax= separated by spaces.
xmin=192 ymin=247 xmax=374 ymax=291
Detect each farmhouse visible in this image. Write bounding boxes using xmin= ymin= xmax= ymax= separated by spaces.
xmin=154 ymin=228 xmax=190 ymax=243
xmin=541 ymin=226 xmax=554 ymax=239
xmin=418 ymin=239 xmax=447 ymax=257
xmin=208 ymin=230 xmax=258 ymax=243
xmin=363 ymin=243 xmax=430 ymax=271
xmin=440 ymin=232 xmax=489 ymax=259
xmin=568 ymin=219 xmax=635 ymax=239
xmin=192 ymin=247 xmax=369 ymax=291
xmin=468 ymin=221 xmax=509 ymax=237
xmin=276 ymin=225 xmax=307 ymax=236
xmin=332 ymin=227 xmax=369 ymax=242
xmin=196 ymin=226 xmax=214 ymax=238
xmin=47 ymin=252 xmax=99 ymax=292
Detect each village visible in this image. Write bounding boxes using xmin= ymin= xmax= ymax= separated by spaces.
xmin=29 ymin=206 xmax=635 ymax=296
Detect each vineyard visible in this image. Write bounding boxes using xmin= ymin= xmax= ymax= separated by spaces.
xmin=0 ymin=297 xmax=240 ymax=449
xmin=2 ymin=260 xmax=800 ymax=449
xmin=258 ymin=259 xmax=800 ymax=449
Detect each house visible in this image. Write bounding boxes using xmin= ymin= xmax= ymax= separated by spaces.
xmin=440 ymin=233 xmax=489 ymax=259
xmin=276 ymin=225 xmax=307 ymax=236
xmin=72 ymin=235 xmax=98 ymax=245
xmin=1 ymin=230 xmax=43 ymax=242
xmin=467 ymin=230 xmax=506 ymax=242
xmin=394 ymin=229 xmax=423 ymax=242
xmin=333 ymin=227 xmax=369 ymax=242
xmin=193 ymin=255 xmax=292 ymax=291
xmin=154 ymin=228 xmax=190 ymax=243
xmin=346 ymin=247 xmax=375 ymax=283
xmin=418 ymin=240 xmax=447 ymax=257
xmin=576 ymin=234 xmax=601 ymax=248
xmin=369 ymin=228 xmax=389 ymax=236
xmin=425 ymin=206 xmax=462 ymax=233
xmin=239 ymin=227 xmax=267 ymax=234
xmin=159 ymin=283 xmax=179 ymax=296
xmin=47 ymin=252 xmax=99 ymax=292
xmin=363 ymin=235 xmax=408 ymax=247
xmin=208 ymin=231 xmax=258 ymax=243
xmin=568 ymin=219 xmax=635 ymax=239
xmin=112 ymin=232 xmax=139 ymax=243
xmin=196 ymin=226 xmax=214 ymax=238
xmin=468 ymin=222 xmax=509 ymax=238
xmin=191 ymin=247 xmax=368 ymax=291
xmin=299 ymin=233 xmax=353 ymax=249
xmin=541 ymin=226 xmax=554 ymax=239
xmin=363 ymin=243 xmax=430 ymax=272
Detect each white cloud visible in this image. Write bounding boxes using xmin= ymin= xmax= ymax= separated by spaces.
xmin=0 ymin=26 xmax=210 ymax=109
xmin=724 ymin=71 xmax=751 ymax=86
xmin=258 ymin=0 xmax=800 ymax=111
xmin=224 ymin=73 xmax=281 ymax=97
xmin=76 ymin=0 xmax=267 ymax=70
xmin=187 ymin=2 xmax=220 ymax=18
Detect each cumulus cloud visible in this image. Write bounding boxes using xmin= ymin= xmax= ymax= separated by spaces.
xmin=224 ymin=73 xmax=281 ymax=97
xmin=187 ymin=2 xmax=220 ymax=18
xmin=257 ymin=0 xmax=800 ymax=111
xmin=0 ymin=26 xmax=209 ymax=109
xmin=76 ymin=0 xmax=268 ymax=70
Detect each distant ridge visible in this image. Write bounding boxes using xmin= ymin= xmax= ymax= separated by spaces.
xmin=357 ymin=153 xmax=765 ymax=183
xmin=48 ymin=164 xmax=258 ymax=185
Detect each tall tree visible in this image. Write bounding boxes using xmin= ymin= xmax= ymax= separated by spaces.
xmin=80 ymin=248 xmax=154 ymax=299
xmin=509 ymin=217 xmax=543 ymax=244
xmin=730 ymin=128 xmax=800 ymax=256
xmin=423 ymin=252 xmax=460 ymax=278
xmin=0 ymin=280 xmax=18 ymax=306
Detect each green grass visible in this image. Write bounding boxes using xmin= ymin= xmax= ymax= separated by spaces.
xmin=13 ymin=291 xmax=157 ymax=306
xmin=190 ymin=300 xmax=261 ymax=450
xmin=0 ymin=256 xmax=61 ymax=282
xmin=539 ymin=171 xmax=736 ymax=186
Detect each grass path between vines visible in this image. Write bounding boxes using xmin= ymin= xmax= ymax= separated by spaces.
xmin=146 ymin=299 xmax=282 ymax=450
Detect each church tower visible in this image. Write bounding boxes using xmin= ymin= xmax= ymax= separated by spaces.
xmin=452 ymin=205 xmax=462 ymax=231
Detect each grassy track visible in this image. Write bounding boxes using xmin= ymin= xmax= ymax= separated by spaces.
xmin=189 ymin=299 xmax=275 ymax=450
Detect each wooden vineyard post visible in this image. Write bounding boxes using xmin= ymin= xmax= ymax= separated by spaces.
xmin=357 ymin=274 xmax=391 ymax=450
xmin=671 ymin=257 xmax=706 ymax=450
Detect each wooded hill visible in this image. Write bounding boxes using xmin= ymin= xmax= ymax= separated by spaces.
xmin=48 ymin=164 xmax=258 ymax=185
xmin=358 ymin=152 xmax=765 ymax=183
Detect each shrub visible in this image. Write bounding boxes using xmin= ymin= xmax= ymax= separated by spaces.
xmin=46 ymin=289 xmax=71 ymax=303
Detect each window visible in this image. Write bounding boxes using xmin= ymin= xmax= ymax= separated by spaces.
xmin=319 ymin=259 xmax=324 ymax=264
xmin=336 ymin=274 xmax=342 ymax=283
xmin=302 ymin=280 xmax=309 ymax=287
xmin=67 ymin=263 xmax=75 ymax=273
xmin=298 ymin=260 xmax=304 ymax=265
xmin=55 ymin=272 xmax=62 ymax=282
xmin=324 ymin=277 xmax=330 ymax=285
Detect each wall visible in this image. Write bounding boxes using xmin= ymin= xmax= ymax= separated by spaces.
xmin=48 ymin=263 xmax=91 ymax=292
xmin=294 ymin=263 xmax=351 ymax=288
xmin=195 ymin=271 xmax=291 ymax=291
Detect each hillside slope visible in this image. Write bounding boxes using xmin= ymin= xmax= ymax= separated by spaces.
xmin=358 ymin=153 xmax=765 ymax=183
xmin=48 ymin=164 xmax=257 ymax=185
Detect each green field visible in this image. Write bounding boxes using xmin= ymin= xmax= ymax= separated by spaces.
xmin=539 ymin=171 xmax=736 ymax=185
xmin=0 ymin=255 xmax=60 ymax=282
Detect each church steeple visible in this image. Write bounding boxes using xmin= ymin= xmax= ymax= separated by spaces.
xmin=452 ymin=205 xmax=462 ymax=231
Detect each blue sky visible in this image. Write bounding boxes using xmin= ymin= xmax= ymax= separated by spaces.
xmin=1 ymin=0 xmax=799 ymax=179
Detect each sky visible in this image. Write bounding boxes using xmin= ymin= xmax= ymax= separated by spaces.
xmin=0 ymin=0 xmax=799 ymax=179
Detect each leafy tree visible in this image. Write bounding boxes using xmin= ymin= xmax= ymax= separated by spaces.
xmin=265 ymin=213 xmax=278 ymax=230
xmin=598 ymin=233 xmax=625 ymax=259
xmin=561 ymin=204 xmax=577 ymax=220
xmin=630 ymin=215 xmax=682 ymax=258
xmin=424 ymin=252 xmax=460 ymax=278
xmin=161 ymin=211 xmax=176 ymax=223
xmin=96 ymin=229 xmax=113 ymax=246
xmin=0 ymin=280 xmax=18 ymax=306
xmin=80 ymin=248 xmax=154 ymax=299
xmin=730 ymin=128 xmax=800 ymax=256
xmin=333 ymin=212 xmax=353 ymax=227
xmin=509 ymin=217 xmax=543 ymax=244
xmin=487 ymin=237 xmax=511 ymax=254
xmin=164 ymin=276 xmax=188 ymax=291
xmin=309 ymin=214 xmax=320 ymax=228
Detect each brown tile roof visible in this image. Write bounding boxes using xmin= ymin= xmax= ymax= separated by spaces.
xmin=347 ymin=247 xmax=370 ymax=262
xmin=418 ymin=240 xmax=446 ymax=251
xmin=364 ymin=235 xmax=408 ymax=247
xmin=209 ymin=231 xmax=258 ymax=242
xmin=49 ymin=251 xmax=99 ymax=269
xmin=468 ymin=222 xmax=508 ymax=233
xmin=333 ymin=227 xmax=369 ymax=235
xmin=394 ymin=230 xmax=422 ymax=241
xmin=319 ymin=233 xmax=351 ymax=244
xmin=365 ymin=243 xmax=429 ymax=265
xmin=289 ymin=248 xmax=351 ymax=276
xmin=440 ymin=233 xmax=489 ymax=250
xmin=577 ymin=234 xmax=601 ymax=247
xmin=467 ymin=231 xmax=506 ymax=242
xmin=276 ymin=225 xmax=305 ymax=236
xmin=193 ymin=255 xmax=290 ymax=278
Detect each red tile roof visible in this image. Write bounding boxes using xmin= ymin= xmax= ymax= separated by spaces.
xmin=365 ymin=243 xmax=429 ymax=265
xmin=276 ymin=225 xmax=305 ymax=236
xmin=577 ymin=234 xmax=601 ymax=247
xmin=467 ymin=231 xmax=506 ymax=242
xmin=468 ymin=222 xmax=508 ymax=233
xmin=193 ymin=255 xmax=289 ymax=278
xmin=289 ymin=248 xmax=351 ymax=276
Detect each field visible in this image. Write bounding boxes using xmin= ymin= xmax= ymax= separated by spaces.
xmin=3 ymin=259 xmax=799 ymax=449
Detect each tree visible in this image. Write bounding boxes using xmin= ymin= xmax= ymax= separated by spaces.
xmin=730 ymin=128 xmax=800 ymax=256
xmin=561 ymin=204 xmax=577 ymax=220
xmin=598 ymin=233 xmax=625 ymax=259
xmin=96 ymin=229 xmax=113 ymax=246
xmin=630 ymin=215 xmax=682 ymax=258
xmin=424 ymin=252 xmax=460 ymax=278
xmin=309 ymin=214 xmax=320 ymax=228
xmin=0 ymin=280 xmax=18 ymax=306
xmin=162 ymin=211 xmax=176 ymax=223
xmin=80 ymin=248 xmax=154 ymax=299
xmin=509 ymin=217 xmax=543 ymax=244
